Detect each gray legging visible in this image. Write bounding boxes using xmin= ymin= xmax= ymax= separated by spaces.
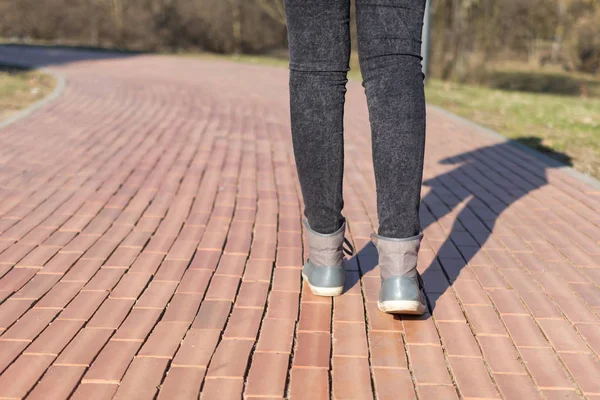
xmin=285 ymin=0 xmax=427 ymax=239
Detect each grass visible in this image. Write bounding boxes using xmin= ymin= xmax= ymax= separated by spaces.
xmin=0 ymin=67 xmax=56 ymax=121
xmin=425 ymin=79 xmax=600 ymax=179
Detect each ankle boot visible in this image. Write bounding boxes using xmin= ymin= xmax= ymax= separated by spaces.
xmin=371 ymin=233 xmax=427 ymax=314
xmin=302 ymin=219 xmax=351 ymax=297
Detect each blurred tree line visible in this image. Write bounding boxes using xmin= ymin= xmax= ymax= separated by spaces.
xmin=0 ymin=0 xmax=598 ymax=79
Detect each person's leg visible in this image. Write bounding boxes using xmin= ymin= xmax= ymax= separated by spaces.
xmin=285 ymin=0 xmax=351 ymax=297
xmin=356 ymin=0 xmax=427 ymax=239
xmin=284 ymin=0 xmax=351 ymax=235
xmin=356 ymin=0 xmax=427 ymax=314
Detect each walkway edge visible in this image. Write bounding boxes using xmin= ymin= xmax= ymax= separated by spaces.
xmin=428 ymin=103 xmax=600 ymax=191
xmin=0 ymin=66 xmax=66 ymax=131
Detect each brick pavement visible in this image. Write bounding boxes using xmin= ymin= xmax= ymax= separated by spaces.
xmin=1 ymin=46 xmax=600 ymax=399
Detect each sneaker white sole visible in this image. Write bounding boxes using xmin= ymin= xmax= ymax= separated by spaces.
xmin=378 ymin=300 xmax=426 ymax=315
xmin=302 ymin=272 xmax=344 ymax=297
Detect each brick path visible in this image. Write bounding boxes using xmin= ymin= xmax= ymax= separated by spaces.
xmin=1 ymin=47 xmax=600 ymax=399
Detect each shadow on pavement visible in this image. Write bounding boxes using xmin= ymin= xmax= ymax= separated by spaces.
xmin=0 ymin=44 xmax=144 ymax=69
xmin=345 ymin=137 xmax=573 ymax=315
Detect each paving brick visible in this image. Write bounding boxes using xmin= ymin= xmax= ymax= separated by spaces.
xmin=154 ymin=259 xmax=189 ymax=281
xmin=416 ymin=385 xmax=459 ymax=399
xmin=0 ymin=354 xmax=54 ymax=398
xmin=62 ymin=258 xmax=104 ymax=282
xmin=519 ymin=289 xmax=564 ymax=318
xmin=113 ymin=357 xmax=169 ymax=399
xmin=289 ymin=368 xmax=329 ymax=400
xmin=276 ymin=246 xmax=303 ymax=267
xmin=28 ymin=365 xmax=87 ymax=400
xmin=272 ymin=267 xmax=301 ymax=292
xmin=494 ymin=373 xmax=543 ymax=400
xmin=70 ymin=383 xmax=118 ymax=400
xmin=242 ymin=259 xmax=273 ymax=282
xmin=365 ymin=301 xmax=403 ymax=332
xmin=452 ymin=279 xmax=491 ymax=305
xmin=5 ymin=47 xmax=600 ymax=400
xmin=538 ymin=319 xmax=591 ymax=353
xmin=201 ymin=377 xmax=243 ymax=400
xmin=551 ymin=293 xmax=599 ymax=324
xmin=502 ymin=315 xmax=551 ymax=347
xmin=24 ymin=319 xmax=84 ymax=355
xmin=403 ymin=314 xmax=441 ymax=345
xmin=177 ymin=269 xmax=212 ymax=294
xmin=204 ymin=275 xmax=240 ymax=301
xmin=223 ymin=307 xmax=263 ymax=339
xmin=488 ymin=288 xmax=529 ymax=315
xmin=369 ymin=331 xmax=407 ymax=368
xmin=0 ymin=268 xmax=36 ymax=293
xmin=298 ymin=302 xmax=331 ymax=332
xmin=429 ymin=292 xmax=467 ymax=322
xmin=333 ymin=293 xmax=366 ymax=322
xmin=464 ymin=304 xmax=507 ymax=335
xmin=332 ymin=321 xmax=368 ymax=357
xmin=58 ymin=290 xmax=108 ymax=321
xmin=362 ymin=276 xmax=380 ymax=302
xmin=576 ymin=323 xmax=600 ymax=355
xmin=332 ymin=356 xmax=374 ymax=400
xmin=158 ymin=366 xmax=205 ymax=400
xmin=84 ymin=268 xmax=126 ymax=291
xmin=86 ymin=298 xmax=135 ymax=329
xmin=189 ymin=250 xmax=221 ymax=271
xmin=245 ymin=352 xmax=289 ymax=397
xmin=0 ymin=340 xmax=28 ymax=372
xmin=0 ymin=299 xmax=34 ymax=330
xmin=205 ymin=339 xmax=254 ymax=378
xmin=36 ymin=281 xmax=84 ymax=308
xmin=135 ymin=281 xmax=178 ymax=308
xmin=437 ymin=321 xmax=480 ymax=357
xmin=215 ymin=254 xmax=247 ymax=276
xmin=407 ymin=345 xmax=453 ymax=385
xmin=519 ymin=347 xmax=575 ymax=389
xmin=83 ymin=340 xmax=141 ymax=383
xmin=172 ymin=329 xmax=221 ymax=367
xmin=56 ymin=328 xmax=113 ymax=366
xmin=541 ymin=389 xmax=581 ymax=400
xmin=372 ymin=368 xmax=416 ymax=400
xmin=235 ymin=281 xmax=269 ymax=308
xmin=1 ymin=307 xmax=59 ymax=341
xmin=112 ymin=308 xmax=162 ymax=340
xmin=560 ymin=352 xmax=600 ymax=394
xmin=128 ymin=253 xmax=164 ymax=274
xmin=266 ymin=290 xmax=299 ymax=320
xmin=256 ymin=317 xmax=295 ymax=353
xmin=162 ymin=293 xmax=203 ymax=322
xmin=191 ymin=300 xmax=232 ymax=330
xmin=449 ymin=356 xmax=500 ymax=399
xmin=293 ymin=332 xmax=330 ymax=368
xmin=477 ymin=335 xmax=525 ymax=374
xmin=472 ymin=266 xmax=511 ymax=289
xmin=11 ymin=273 xmax=61 ymax=300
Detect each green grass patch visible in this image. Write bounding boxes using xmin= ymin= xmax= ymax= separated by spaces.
xmin=425 ymin=79 xmax=600 ymax=179
xmin=0 ymin=67 xmax=56 ymax=121
xmin=477 ymin=62 xmax=600 ymax=98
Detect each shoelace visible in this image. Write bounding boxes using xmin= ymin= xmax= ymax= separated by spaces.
xmin=343 ymin=237 xmax=355 ymax=256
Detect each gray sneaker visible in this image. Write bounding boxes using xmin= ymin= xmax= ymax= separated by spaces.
xmin=371 ymin=233 xmax=427 ymax=315
xmin=302 ymin=219 xmax=353 ymax=297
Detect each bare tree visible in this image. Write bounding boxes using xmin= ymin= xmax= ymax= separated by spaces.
xmin=256 ymin=0 xmax=286 ymax=25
